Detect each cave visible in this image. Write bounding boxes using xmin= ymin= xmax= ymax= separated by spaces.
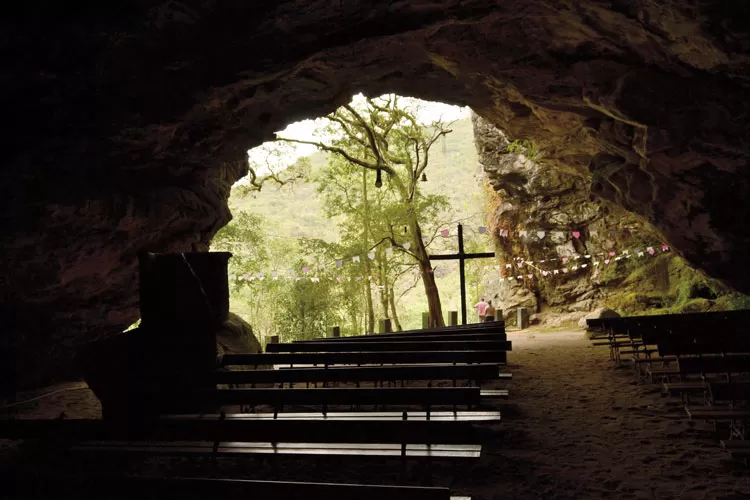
xmin=3 ymin=1 xmax=750 ymax=393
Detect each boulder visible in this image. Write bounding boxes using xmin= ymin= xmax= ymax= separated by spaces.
xmin=578 ymin=308 xmax=621 ymax=329
xmin=216 ymin=312 xmax=262 ymax=357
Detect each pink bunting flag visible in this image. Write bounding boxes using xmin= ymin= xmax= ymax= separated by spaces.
xmin=499 ymin=229 xmax=509 ymax=238
xmin=572 ymin=231 xmax=581 ymax=239
xmin=440 ymin=229 xmax=450 ymax=237
xmin=562 ymin=257 xmax=568 ymax=263
xmin=647 ymin=247 xmax=655 ymax=255
xmin=527 ymin=274 xmax=533 ymax=279
xmin=604 ymin=259 xmax=610 ymax=265
xmin=562 ymin=268 xmax=569 ymax=273
xmin=302 ymin=266 xmax=310 ymax=274
xmin=661 ymin=244 xmax=669 ymax=251
xmin=609 ymin=251 xmax=616 ymax=256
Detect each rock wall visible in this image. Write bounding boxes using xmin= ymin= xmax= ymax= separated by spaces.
xmin=474 ymin=115 xmax=750 ymax=325
xmin=3 ymin=1 xmax=750 ymax=386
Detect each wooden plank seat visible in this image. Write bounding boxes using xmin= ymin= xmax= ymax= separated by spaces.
xmin=1 ymin=476 xmax=470 ymax=500
xmin=302 ymin=324 xmax=505 ymax=342
xmin=213 ymin=364 xmax=509 ymax=386
xmin=0 ymin=417 xmax=483 ymax=445
xmin=720 ymin=440 xmax=750 ymax=451
xmin=708 ymin=381 xmax=750 ymax=404
xmin=684 ymin=407 xmax=750 ymax=420
xmin=662 ymin=381 xmax=708 ymax=395
xmin=645 ymin=355 xmax=750 ymax=382
xmin=156 ymin=387 xmax=484 ymax=410
xmin=478 ymin=389 xmax=509 ymax=399
xmin=167 ymin=410 xmax=502 ymax=422
xmin=295 ymin=333 xmax=507 ymax=343
xmin=69 ymin=441 xmax=482 ymax=460
xmin=221 ymin=350 xmax=508 ymax=367
xmin=266 ymin=340 xmax=512 ymax=353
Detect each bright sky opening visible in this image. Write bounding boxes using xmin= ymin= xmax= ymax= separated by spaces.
xmin=244 ymin=95 xmax=470 ymax=179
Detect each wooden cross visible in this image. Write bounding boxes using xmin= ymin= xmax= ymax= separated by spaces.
xmin=428 ymin=223 xmax=495 ymax=325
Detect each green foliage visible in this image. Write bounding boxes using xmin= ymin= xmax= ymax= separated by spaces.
xmin=506 ymin=139 xmax=540 ymax=160
xmin=212 ymin=100 xmax=490 ymax=340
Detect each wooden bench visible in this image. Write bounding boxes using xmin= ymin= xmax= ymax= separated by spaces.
xmin=2 ymin=475 xmax=473 ymax=500
xmin=720 ymin=440 xmax=750 ymax=463
xmin=213 ymin=364 xmax=510 ymax=387
xmin=0 ymin=416 xmax=483 ymax=445
xmin=266 ymin=340 xmax=512 ymax=353
xmin=0 ymin=416 xmax=485 ymax=466
xmin=166 ymin=410 xmax=503 ymax=422
xmin=151 ymin=387 xmax=488 ymax=414
xmin=296 ymin=332 xmax=507 ymax=343
xmin=221 ymin=350 xmax=508 ymax=367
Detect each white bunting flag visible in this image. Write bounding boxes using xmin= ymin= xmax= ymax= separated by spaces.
xmin=352 ymin=256 xmax=360 ymax=263
xmin=519 ymin=230 xmax=528 ymax=238
xmin=505 ymin=263 xmax=512 ymax=269
xmin=403 ymin=242 xmax=411 ymax=250
xmin=553 ymin=270 xmax=559 ymax=275
xmin=368 ymin=252 xmax=376 ymax=260
xmin=537 ymin=231 xmax=545 ymax=239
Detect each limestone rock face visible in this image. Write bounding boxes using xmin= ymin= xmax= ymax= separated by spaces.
xmin=3 ymin=1 xmax=750 ymax=386
xmin=475 ymin=114 xmax=662 ymax=314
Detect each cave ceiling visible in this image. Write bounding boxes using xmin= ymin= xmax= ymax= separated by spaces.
xmin=2 ymin=0 xmax=749 ymax=384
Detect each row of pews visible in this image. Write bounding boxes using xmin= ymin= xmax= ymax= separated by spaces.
xmin=588 ymin=310 xmax=750 ymax=463
xmin=1 ymin=321 xmax=512 ymax=499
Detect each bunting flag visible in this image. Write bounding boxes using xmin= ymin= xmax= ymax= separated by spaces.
xmin=572 ymin=231 xmax=581 ymax=239
xmin=478 ymin=226 xmax=488 ymax=234
xmin=386 ymin=247 xmax=393 ymax=256
xmin=234 ymin=239 xmax=671 ymax=288
xmin=537 ymin=231 xmax=545 ymax=239
xmin=403 ymin=242 xmax=411 ymax=250
xmin=440 ymin=229 xmax=450 ymax=237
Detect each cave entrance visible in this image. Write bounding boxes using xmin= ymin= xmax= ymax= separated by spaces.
xmin=210 ymin=94 xmax=500 ymax=343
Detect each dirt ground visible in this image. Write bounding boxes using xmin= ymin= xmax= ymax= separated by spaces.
xmin=2 ymin=328 xmax=750 ymax=499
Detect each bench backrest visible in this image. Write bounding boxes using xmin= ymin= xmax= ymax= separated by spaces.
xmin=221 ymin=350 xmax=507 ymax=366
xmin=212 ymin=363 xmax=502 ymax=385
xmin=266 ymin=340 xmax=511 ymax=353
xmin=0 ymin=417 xmax=479 ymax=445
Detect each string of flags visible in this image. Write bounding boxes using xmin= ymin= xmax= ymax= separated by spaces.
xmin=231 ymin=242 xmax=671 ymax=285
xmin=236 ymin=225 xmax=648 ymax=280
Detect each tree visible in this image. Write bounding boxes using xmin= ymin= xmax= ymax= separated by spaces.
xmin=280 ymin=95 xmax=454 ymax=327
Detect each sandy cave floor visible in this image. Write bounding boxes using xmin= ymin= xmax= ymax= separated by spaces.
xmin=2 ymin=329 xmax=750 ymax=499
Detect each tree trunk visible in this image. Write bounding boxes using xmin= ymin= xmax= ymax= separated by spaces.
xmin=388 ymin=283 xmax=403 ymax=331
xmin=411 ymin=218 xmax=445 ymax=328
xmin=362 ymin=170 xmax=375 ymax=334
xmin=378 ymin=256 xmax=389 ymax=320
